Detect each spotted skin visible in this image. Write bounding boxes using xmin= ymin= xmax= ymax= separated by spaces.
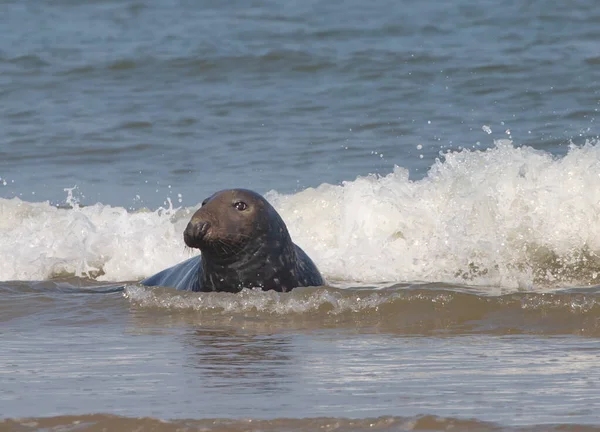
xmin=141 ymin=189 xmax=324 ymax=293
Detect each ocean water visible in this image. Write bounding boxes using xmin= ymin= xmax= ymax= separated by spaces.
xmin=2 ymin=0 xmax=600 ymax=431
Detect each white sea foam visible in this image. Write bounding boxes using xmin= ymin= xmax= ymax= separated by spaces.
xmin=124 ymin=285 xmax=390 ymax=316
xmin=0 ymin=198 xmax=195 ymax=282
xmin=3 ymin=139 xmax=600 ymax=289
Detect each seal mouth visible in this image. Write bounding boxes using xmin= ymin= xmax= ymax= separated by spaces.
xmin=183 ymin=221 xmax=210 ymax=249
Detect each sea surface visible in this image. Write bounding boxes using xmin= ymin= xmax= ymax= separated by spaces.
xmin=2 ymin=0 xmax=600 ymax=431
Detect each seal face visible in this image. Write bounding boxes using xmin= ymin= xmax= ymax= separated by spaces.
xmin=141 ymin=189 xmax=325 ymax=293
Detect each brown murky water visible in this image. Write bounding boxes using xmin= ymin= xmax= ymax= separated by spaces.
xmin=3 ymin=281 xmax=600 ymax=431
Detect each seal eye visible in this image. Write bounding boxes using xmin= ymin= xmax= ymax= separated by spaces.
xmin=233 ymin=201 xmax=248 ymax=211
xmin=201 ymin=199 xmax=208 ymax=207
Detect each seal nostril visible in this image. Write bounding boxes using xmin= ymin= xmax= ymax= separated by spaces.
xmin=197 ymin=221 xmax=210 ymax=238
xmin=184 ymin=220 xmax=211 ymax=249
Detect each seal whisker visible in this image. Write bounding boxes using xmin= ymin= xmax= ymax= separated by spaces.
xmin=183 ymin=245 xmax=196 ymax=256
xmin=213 ymin=232 xmax=254 ymax=240
xmin=214 ymin=239 xmax=244 ymax=256
xmin=214 ymin=239 xmax=239 ymax=256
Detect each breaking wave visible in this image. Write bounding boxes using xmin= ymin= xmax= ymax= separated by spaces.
xmin=3 ymin=140 xmax=600 ymax=290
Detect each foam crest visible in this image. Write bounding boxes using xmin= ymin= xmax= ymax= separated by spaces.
xmin=269 ymin=139 xmax=600 ymax=289
xmin=124 ymin=285 xmax=391 ymax=316
xmin=0 ymin=198 xmax=195 ymax=281
xmin=3 ymin=139 xmax=600 ymax=289
xmin=124 ymin=285 xmax=600 ymax=336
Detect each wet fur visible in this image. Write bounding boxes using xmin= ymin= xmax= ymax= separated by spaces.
xmin=141 ymin=189 xmax=324 ymax=293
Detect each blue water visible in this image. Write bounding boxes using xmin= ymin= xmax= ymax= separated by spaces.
xmin=3 ymin=1 xmax=600 ymax=430
xmin=2 ymin=0 xmax=598 ymax=209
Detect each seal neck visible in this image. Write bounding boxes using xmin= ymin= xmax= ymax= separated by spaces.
xmin=199 ymin=229 xmax=298 ymax=292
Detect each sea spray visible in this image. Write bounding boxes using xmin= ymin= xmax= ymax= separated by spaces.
xmin=3 ymin=139 xmax=600 ymax=289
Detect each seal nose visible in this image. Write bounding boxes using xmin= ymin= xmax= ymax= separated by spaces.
xmin=184 ymin=220 xmax=210 ymax=248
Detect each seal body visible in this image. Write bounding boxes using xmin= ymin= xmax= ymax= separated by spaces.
xmin=141 ymin=189 xmax=324 ymax=293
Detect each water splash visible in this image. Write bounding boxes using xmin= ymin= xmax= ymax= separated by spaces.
xmin=3 ymin=139 xmax=600 ymax=289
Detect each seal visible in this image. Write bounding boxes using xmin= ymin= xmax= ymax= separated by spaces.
xmin=141 ymin=188 xmax=325 ymax=293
